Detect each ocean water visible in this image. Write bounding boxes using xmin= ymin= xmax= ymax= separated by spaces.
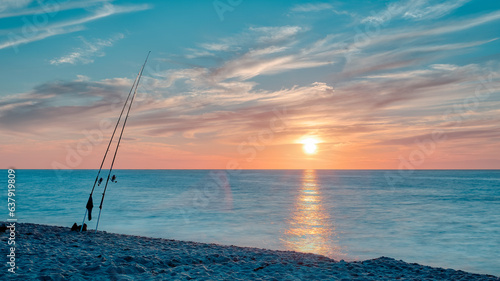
xmin=4 ymin=169 xmax=500 ymax=276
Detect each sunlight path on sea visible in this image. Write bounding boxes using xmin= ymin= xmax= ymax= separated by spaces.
xmin=281 ymin=169 xmax=343 ymax=258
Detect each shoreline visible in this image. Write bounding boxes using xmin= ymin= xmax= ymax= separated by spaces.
xmin=1 ymin=222 xmax=499 ymax=280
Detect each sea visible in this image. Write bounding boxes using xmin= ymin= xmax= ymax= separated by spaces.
xmin=4 ymin=169 xmax=500 ymax=276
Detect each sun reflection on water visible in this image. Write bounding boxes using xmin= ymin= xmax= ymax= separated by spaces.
xmin=282 ymin=169 xmax=343 ymax=258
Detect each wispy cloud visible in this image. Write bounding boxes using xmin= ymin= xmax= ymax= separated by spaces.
xmin=0 ymin=77 xmax=134 ymax=133
xmin=188 ymin=25 xmax=304 ymax=59
xmin=3 ymin=20 xmax=498 ymax=132
xmin=0 ymin=2 xmax=150 ymax=51
xmin=0 ymin=26 xmax=85 ymax=51
xmin=340 ymin=10 xmax=500 ymax=76
xmin=290 ymin=3 xmax=333 ymax=13
xmin=42 ymin=3 xmax=151 ymax=32
xmin=50 ymin=33 xmax=125 ymax=65
xmin=0 ymin=0 xmax=32 ymax=13
xmin=362 ymin=0 xmax=471 ymax=24
xmin=4 ymin=60 xmax=495 ymax=150
xmin=167 ymin=26 xmax=339 ymax=83
xmin=289 ymin=2 xmax=352 ymax=16
xmin=0 ymin=0 xmax=108 ymax=19
xmin=342 ymin=38 xmax=498 ymax=77
xmin=250 ymin=26 xmax=304 ymax=44
xmin=402 ymin=0 xmax=471 ymax=20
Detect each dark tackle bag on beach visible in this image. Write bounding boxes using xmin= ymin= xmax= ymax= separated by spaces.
xmin=71 ymin=223 xmax=87 ymax=231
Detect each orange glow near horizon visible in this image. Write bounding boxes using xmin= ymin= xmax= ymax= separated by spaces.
xmin=2 ymin=129 xmax=500 ymax=170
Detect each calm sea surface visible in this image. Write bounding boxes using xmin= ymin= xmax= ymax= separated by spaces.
xmin=4 ymin=169 xmax=500 ymax=275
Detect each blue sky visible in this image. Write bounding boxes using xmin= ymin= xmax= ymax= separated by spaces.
xmin=1 ymin=0 xmax=499 ymax=169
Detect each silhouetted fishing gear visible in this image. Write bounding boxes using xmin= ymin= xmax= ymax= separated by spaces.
xmin=79 ymin=76 xmax=139 ymax=230
xmin=79 ymin=52 xmax=150 ymax=232
xmin=94 ymin=51 xmax=150 ymax=233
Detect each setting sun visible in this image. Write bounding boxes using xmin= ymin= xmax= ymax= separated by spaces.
xmin=302 ymin=138 xmax=318 ymax=154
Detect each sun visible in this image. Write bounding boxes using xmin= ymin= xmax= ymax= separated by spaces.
xmin=302 ymin=138 xmax=318 ymax=155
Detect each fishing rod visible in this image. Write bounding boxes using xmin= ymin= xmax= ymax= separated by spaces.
xmin=94 ymin=51 xmax=150 ymax=233
xmin=79 ymin=61 xmax=143 ymax=232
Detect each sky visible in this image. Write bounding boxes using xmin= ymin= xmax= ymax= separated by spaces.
xmin=0 ymin=0 xmax=499 ymax=170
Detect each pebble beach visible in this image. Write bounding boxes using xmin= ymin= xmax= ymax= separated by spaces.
xmin=1 ymin=222 xmax=499 ymax=280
